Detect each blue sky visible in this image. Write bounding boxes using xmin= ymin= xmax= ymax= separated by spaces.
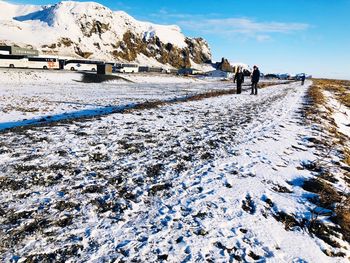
xmin=11 ymin=0 xmax=350 ymax=79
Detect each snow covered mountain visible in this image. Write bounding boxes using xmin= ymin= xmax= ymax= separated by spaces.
xmin=0 ymin=0 xmax=212 ymax=68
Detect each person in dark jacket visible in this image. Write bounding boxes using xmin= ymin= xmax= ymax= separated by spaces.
xmin=234 ymin=67 xmax=244 ymax=94
xmin=251 ymin=65 xmax=260 ymax=95
xmin=301 ymin=74 xmax=306 ymax=85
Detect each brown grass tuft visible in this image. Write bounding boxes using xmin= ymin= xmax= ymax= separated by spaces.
xmin=302 ymin=178 xmax=342 ymax=209
xmin=344 ymin=149 xmax=350 ymax=166
xmin=308 ymin=82 xmax=326 ymax=106
xmin=332 ymin=197 xmax=350 ymax=243
xmin=313 ymin=78 xmax=350 ymax=107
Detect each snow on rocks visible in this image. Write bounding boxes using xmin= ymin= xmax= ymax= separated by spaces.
xmin=0 ymin=80 xmax=349 ymax=262
xmin=1 ymin=0 xmax=187 ymax=48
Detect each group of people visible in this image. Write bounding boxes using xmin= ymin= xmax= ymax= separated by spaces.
xmin=233 ymin=65 xmax=260 ymax=95
xmin=234 ymin=67 xmax=307 ymax=93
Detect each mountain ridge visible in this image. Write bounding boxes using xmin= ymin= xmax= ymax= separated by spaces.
xmin=0 ymin=0 xmax=212 ymax=68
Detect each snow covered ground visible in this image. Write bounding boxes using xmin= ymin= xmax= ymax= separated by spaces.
xmin=0 ymin=69 xmax=232 ymax=130
xmin=0 ymin=69 xmax=285 ymax=130
xmin=324 ymin=90 xmax=350 ymax=138
xmin=0 ymin=74 xmax=349 ymax=262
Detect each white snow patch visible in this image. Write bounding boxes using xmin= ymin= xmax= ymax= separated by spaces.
xmin=324 ymin=90 xmax=350 ymax=137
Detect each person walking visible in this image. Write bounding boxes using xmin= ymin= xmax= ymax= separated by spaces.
xmin=301 ymin=74 xmax=306 ymax=85
xmin=234 ymin=67 xmax=244 ymax=94
xmin=251 ymin=65 xmax=260 ymax=95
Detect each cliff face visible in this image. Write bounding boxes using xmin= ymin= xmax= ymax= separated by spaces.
xmin=111 ymin=31 xmax=211 ymax=68
xmin=0 ymin=1 xmax=212 ymax=68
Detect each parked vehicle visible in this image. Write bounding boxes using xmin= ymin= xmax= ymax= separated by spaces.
xmin=294 ymin=73 xmax=305 ymax=80
xmin=113 ymin=63 xmax=139 ymax=73
xmin=64 ymin=59 xmax=103 ymax=71
xmin=264 ymin=74 xmax=279 ymax=79
xmin=177 ymin=68 xmax=203 ymax=75
xmin=207 ymin=69 xmax=234 ymax=79
xmin=277 ymin=73 xmax=290 ymax=80
xmin=27 ymin=57 xmax=59 ymax=70
xmin=149 ymin=67 xmax=165 ymax=73
xmin=138 ymin=66 xmax=149 ymax=72
xmin=0 ymin=54 xmax=28 ymax=68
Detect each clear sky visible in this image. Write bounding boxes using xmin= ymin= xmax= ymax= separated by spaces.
xmin=10 ymin=0 xmax=350 ymax=79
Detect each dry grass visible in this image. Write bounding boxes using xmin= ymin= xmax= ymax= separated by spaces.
xmin=313 ymin=78 xmax=350 ymax=107
xmin=309 ymin=78 xmax=350 ymax=169
xmin=302 ymin=178 xmax=341 ymax=209
xmin=300 ymin=78 xmax=350 ymax=250
xmin=308 ymin=82 xmax=326 ymax=106
xmin=344 ymin=149 xmax=350 ymax=166
xmin=333 ymin=197 xmax=350 ymax=243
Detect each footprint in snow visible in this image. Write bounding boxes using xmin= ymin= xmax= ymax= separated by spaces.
xmin=259 ymin=156 xmax=272 ymax=164
xmin=241 ymin=194 xmax=256 ymax=214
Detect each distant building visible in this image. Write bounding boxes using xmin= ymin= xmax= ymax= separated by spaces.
xmin=0 ymin=45 xmax=39 ymax=56
xmin=207 ymin=69 xmax=234 ymax=79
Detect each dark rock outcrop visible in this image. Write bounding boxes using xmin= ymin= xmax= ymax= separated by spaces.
xmin=217 ymin=58 xmax=233 ymax=72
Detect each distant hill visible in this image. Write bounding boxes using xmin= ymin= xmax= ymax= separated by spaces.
xmin=0 ymin=0 xmax=212 ymax=68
